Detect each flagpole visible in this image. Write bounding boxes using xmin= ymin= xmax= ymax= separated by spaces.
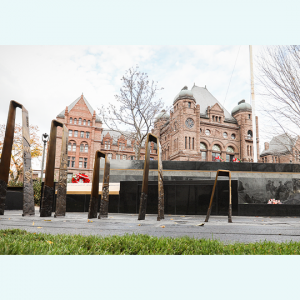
xmin=249 ymin=45 xmax=257 ymax=162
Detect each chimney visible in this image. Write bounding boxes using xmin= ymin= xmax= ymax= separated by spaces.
xmin=264 ymin=142 xmax=269 ymax=150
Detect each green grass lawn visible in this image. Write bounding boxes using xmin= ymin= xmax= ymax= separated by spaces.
xmin=0 ymin=229 xmax=299 ymax=255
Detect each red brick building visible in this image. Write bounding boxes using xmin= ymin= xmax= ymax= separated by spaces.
xmin=55 ymin=94 xmax=157 ymax=181
xmin=152 ymin=85 xmax=259 ymax=162
xmin=260 ymin=134 xmax=300 ymax=164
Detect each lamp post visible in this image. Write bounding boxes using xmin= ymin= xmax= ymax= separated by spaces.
xmin=41 ymin=133 xmax=49 ymax=182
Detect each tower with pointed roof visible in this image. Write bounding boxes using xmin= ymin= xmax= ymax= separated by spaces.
xmin=153 ymin=85 xmax=259 ymax=162
xmin=55 ymin=94 xmax=158 ymax=181
xmin=55 ymin=94 xmax=103 ymax=180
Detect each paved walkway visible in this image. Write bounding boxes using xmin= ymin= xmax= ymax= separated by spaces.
xmin=1 ymin=208 xmax=300 ymax=243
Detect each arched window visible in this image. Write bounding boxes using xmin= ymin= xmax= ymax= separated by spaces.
xmin=70 ymin=117 xmax=73 ymax=124
xmin=212 ymin=144 xmax=221 ymax=151
xmin=200 ymin=142 xmax=207 ymax=161
xmin=83 ymin=119 xmax=86 ymax=125
xmin=85 ymin=144 xmax=88 ymax=152
xmin=80 ymin=144 xmax=84 ymax=152
xmin=248 ymin=130 xmax=252 ymax=138
xmin=200 ymin=142 xmax=207 ymax=150
xmin=226 ymin=146 xmax=234 ymax=153
xmin=212 ymin=144 xmax=221 ymax=161
xmin=226 ymin=146 xmax=235 ymax=162
xmin=231 ymin=133 xmax=236 ymax=140
xmin=68 ymin=142 xmax=71 ymax=151
xmin=88 ymin=120 xmax=90 ymax=126
xmin=72 ymin=143 xmax=76 ymax=152
xmin=79 ymin=118 xmax=82 ymax=125
xmin=205 ymin=129 xmax=210 ymax=136
xmin=74 ymin=118 xmax=77 ymax=124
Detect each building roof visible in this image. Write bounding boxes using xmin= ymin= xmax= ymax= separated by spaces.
xmin=191 ymin=85 xmax=236 ymax=122
xmin=101 ymin=129 xmax=158 ymax=149
xmin=260 ymin=133 xmax=296 ymax=156
xmin=57 ymin=94 xmax=102 ymax=123
xmin=231 ymin=99 xmax=252 ymax=115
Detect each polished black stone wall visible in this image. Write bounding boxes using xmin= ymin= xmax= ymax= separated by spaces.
xmin=120 ymin=180 xmax=239 ymax=215
xmin=104 ymin=160 xmax=300 ymax=173
xmin=5 ymin=187 xmax=23 ymax=210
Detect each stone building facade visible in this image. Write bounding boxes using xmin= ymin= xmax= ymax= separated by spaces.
xmin=260 ymin=134 xmax=300 ymax=164
xmin=152 ymin=85 xmax=259 ymax=162
xmin=55 ymin=94 xmax=157 ymax=181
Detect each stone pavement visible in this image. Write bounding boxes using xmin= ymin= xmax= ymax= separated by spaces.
xmin=1 ymin=207 xmax=300 ymax=243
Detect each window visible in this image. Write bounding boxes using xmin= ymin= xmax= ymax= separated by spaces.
xmin=219 ymin=117 xmax=221 ymax=122
xmin=80 ymin=144 xmax=84 ymax=152
xmin=189 ymin=137 xmax=191 ymax=149
xmin=79 ymin=157 xmax=83 ymax=168
xmin=247 ymin=130 xmax=253 ymax=139
xmin=200 ymin=143 xmax=207 ymax=150
xmin=123 ymin=155 xmax=126 ymax=160
xmin=212 ymin=152 xmax=218 ymax=161
xmin=83 ymin=119 xmax=86 ymax=125
xmin=108 ymin=154 xmax=112 ymax=160
xmin=67 ymin=173 xmax=73 ymax=182
xmin=74 ymin=130 xmax=78 ymax=137
xmin=79 ymin=118 xmax=82 ymax=125
xmin=88 ymin=120 xmax=90 ymax=126
xmin=188 ymin=102 xmax=191 ymax=108
xmin=105 ymin=141 xmax=110 ymax=149
xmin=80 ymin=131 xmax=84 ymax=138
xmin=116 ymin=154 xmax=120 ymax=160
xmin=69 ymin=130 xmax=73 ymax=137
xmin=85 ymin=144 xmax=88 ymax=153
xmin=192 ymin=138 xmax=194 ymax=150
xmin=86 ymin=132 xmax=90 ymax=138
xmin=223 ymin=132 xmax=228 ymax=138
xmin=185 ymin=137 xmax=187 ymax=149
xmin=212 ymin=144 xmax=221 ymax=151
xmin=201 ymin=151 xmax=207 ymax=161
xmin=74 ymin=118 xmax=77 ymax=124
xmin=249 ymin=114 xmax=251 ymax=120
xmin=226 ymin=154 xmax=234 ymax=162
xmin=70 ymin=118 xmax=73 ymax=124
xmin=67 ymin=156 xmax=70 ymax=167
xmin=131 ymin=156 xmax=135 ymax=160
xmin=71 ymin=157 xmax=75 ymax=167
xmin=205 ymin=129 xmax=210 ymax=136
xmin=119 ymin=142 xmax=125 ymax=150
xmin=68 ymin=143 xmax=71 ymax=151
xmin=226 ymin=146 xmax=234 ymax=153
xmin=84 ymin=158 xmax=88 ymax=168
xmin=72 ymin=143 xmax=76 ymax=152
xmin=231 ymin=134 xmax=236 ymax=140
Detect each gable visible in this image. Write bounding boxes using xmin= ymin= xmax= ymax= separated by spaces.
xmin=210 ymin=103 xmax=224 ymax=113
xmin=70 ymin=97 xmax=92 ymax=116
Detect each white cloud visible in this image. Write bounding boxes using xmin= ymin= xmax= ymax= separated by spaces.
xmin=0 ymin=45 xmax=265 ymax=152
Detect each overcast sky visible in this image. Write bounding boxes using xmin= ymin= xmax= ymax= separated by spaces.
xmin=0 ymin=45 xmax=264 ymax=167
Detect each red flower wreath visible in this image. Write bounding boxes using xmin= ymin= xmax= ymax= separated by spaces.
xmin=72 ymin=173 xmax=90 ymax=183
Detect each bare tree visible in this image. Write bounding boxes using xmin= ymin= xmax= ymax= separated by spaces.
xmin=256 ymin=45 xmax=300 ymax=159
xmin=100 ymin=65 xmax=164 ymax=159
